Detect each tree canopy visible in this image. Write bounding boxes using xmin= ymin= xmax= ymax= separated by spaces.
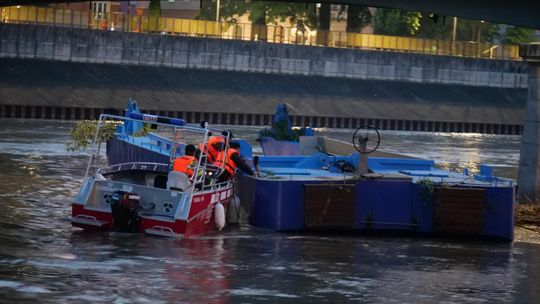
xmin=198 ymin=0 xmax=317 ymax=30
xmin=374 ymin=8 xmax=422 ymax=36
xmin=195 ymin=1 xmax=537 ymax=44
xmin=501 ymin=27 xmax=536 ymax=44
xmin=343 ymin=5 xmax=372 ymax=33
xmin=149 ymin=0 xmax=161 ymax=17
xmin=375 ymin=9 xmax=504 ymax=43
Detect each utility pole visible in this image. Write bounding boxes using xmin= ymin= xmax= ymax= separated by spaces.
xmin=451 ymin=17 xmax=457 ymax=54
xmin=216 ymin=0 xmax=220 ymax=22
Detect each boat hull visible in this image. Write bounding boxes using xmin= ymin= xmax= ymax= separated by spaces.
xmin=72 ymin=199 xmax=232 ymax=237
xmin=241 ymin=175 xmax=515 ymax=241
xmin=71 ymin=178 xmax=234 ymax=238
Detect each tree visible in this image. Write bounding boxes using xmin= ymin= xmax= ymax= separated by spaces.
xmin=415 ymin=14 xmax=452 ymax=40
xmin=453 ymin=19 xmax=500 ymax=43
xmin=375 ymin=9 xmax=501 ymax=44
xmin=316 ymin=4 xmax=331 ymax=45
xmin=344 ymin=5 xmax=372 ymax=33
xmin=249 ymin=3 xmax=268 ymax=40
xmin=147 ymin=0 xmax=161 ymax=31
xmin=248 ymin=2 xmax=317 ymax=42
xmin=149 ymin=0 xmax=161 ymax=17
xmin=374 ymin=8 xmax=421 ymax=36
xmin=197 ymin=1 xmax=317 ymax=42
xmin=502 ymin=27 xmax=536 ymax=44
xmin=198 ymin=0 xmax=249 ymax=23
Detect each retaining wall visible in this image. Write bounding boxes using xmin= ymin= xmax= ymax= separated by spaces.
xmin=0 ymin=104 xmax=524 ymax=135
xmin=0 ymin=57 xmax=527 ymax=134
xmin=0 ymin=23 xmax=529 ymax=89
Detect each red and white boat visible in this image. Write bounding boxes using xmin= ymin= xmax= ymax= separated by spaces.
xmin=71 ymin=113 xmax=234 ymax=237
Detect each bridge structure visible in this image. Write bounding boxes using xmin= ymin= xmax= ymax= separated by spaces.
xmin=517 ymin=44 xmax=540 ymax=202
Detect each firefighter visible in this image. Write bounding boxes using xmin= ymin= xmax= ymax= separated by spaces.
xmin=214 ymin=141 xmax=256 ymax=182
xmin=172 ymin=144 xmax=198 ymax=177
xmin=198 ymin=134 xmax=226 ymax=164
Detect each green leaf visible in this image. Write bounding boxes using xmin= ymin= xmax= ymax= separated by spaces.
xmin=65 ymin=120 xmax=119 ymax=152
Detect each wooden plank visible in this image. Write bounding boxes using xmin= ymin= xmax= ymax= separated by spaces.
xmin=434 ymin=187 xmax=486 ymax=234
xmin=435 ymin=208 xmax=485 ymax=216
xmin=436 ymin=221 xmax=483 ymax=228
xmin=304 ymin=184 xmax=356 ymax=229
xmin=435 ymin=205 xmax=485 ymax=211
xmin=435 ymin=211 xmax=485 ymax=218
xmin=435 ymin=217 xmax=484 ymax=226
xmin=438 ymin=197 xmax=485 ymax=204
xmin=436 ymin=223 xmax=482 ymax=230
xmin=305 ymin=208 xmax=355 ymax=215
xmin=435 ymin=213 xmax=483 ymax=221
xmin=305 ymin=207 xmax=355 ymax=215
xmin=438 ymin=193 xmax=485 ymax=199
xmin=437 ymin=188 xmax=485 ymax=198
xmin=435 ymin=225 xmax=482 ymax=233
xmin=437 ymin=199 xmax=485 ymax=206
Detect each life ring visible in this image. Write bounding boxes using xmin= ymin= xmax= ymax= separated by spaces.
xmin=215 ymin=203 xmax=225 ymax=231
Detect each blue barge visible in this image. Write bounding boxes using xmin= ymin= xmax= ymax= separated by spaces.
xmin=102 ymin=101 xmax=516 ymax=240
xmin=238 ymin=154 xmax=514 ymax=240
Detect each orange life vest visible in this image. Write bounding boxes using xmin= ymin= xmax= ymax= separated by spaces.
xmin=172 ymin=155 xmax=197 ymax=177
xmin=214 ymin=148 xmax=238 ymax=176
xmin=199 ymin=136 xmax=225 ymax=163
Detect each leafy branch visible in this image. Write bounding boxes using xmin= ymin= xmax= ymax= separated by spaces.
xmin=66 ymin=120 xmax=153 ymax=151
xmin=417 ymin=178 xmax=436 ymax=203
xmin=65 ymin=120 xmax=119 ymax=151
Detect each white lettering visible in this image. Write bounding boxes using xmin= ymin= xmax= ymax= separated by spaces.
xmin=204 ymin=208 xmax=213 ymax=224
xmin=142 ymin=114 xmax=158 ymax=122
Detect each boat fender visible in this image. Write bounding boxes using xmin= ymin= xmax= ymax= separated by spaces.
xmin=215 ymin=203 xmax=226 ymax=231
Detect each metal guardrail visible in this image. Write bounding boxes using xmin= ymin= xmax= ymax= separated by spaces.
xmin=0 ymin=5 xmax=520 ymax=60
xmin=97 ymin=162 xmax=169 ymax=176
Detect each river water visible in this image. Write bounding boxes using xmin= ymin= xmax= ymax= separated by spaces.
xmin=0 ymin=119 xmax=538 ymax=303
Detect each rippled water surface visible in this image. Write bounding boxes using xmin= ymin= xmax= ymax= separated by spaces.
xmin=0 ymin=119 xmax=538 ymax=303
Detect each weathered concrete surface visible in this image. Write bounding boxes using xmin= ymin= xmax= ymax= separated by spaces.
xmin=0 ymin=23 xmax=528 ymax=89
xmin=518 ymin=43 xmax=540 ymax=201
xmin=0 ymin=57 xmax=526 ymax=125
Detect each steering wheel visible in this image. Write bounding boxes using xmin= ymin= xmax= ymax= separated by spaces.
xmin=352 ymin=125 xmax=380 ymax=154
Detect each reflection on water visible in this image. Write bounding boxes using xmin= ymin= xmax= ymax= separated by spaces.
xmin=317 ymin=128 xmax=520 ymax=179
xmin=0 ymin=119 xmax=537 ymax=303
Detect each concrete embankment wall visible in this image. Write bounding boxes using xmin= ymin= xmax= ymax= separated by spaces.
xmin=0 ymin=23 xmax=529 ymax=89
xmin=0 ymin=23 xmax=528 ymax=134
xmin=0 ymin=57 xmax=526 ymax=134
